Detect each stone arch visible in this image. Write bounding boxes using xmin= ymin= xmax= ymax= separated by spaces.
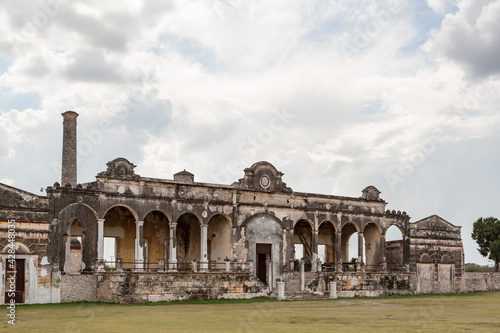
xmin=103 ymin=205 xmax=137 ymax=265
xmin=319 ymin=220 xmax=337 ymax=232
xmin=176 ymin=212 xmax=202 ymax=265
xmin=318 ymin=221 xmax=337 ymax=264
xmin=385 ymin=225 xmax=404 ymax=269
xmin=102 ymin=204 xmax=139 ymax=221
xmin=59 ymin=202 xmax=98 ymax=219
xmin=140 ymin=209 xmax=171 ymax=223
xmin=363 ymin=221 xmax=382 ymax=234
xmin=177 ymin=211 xmax=203 ymax=225
xmin=207 ymin=214 xmax=232 ymax=262
xmin=384 ymin=223 xmax=405 ymax=239
xmin=206 ymin=212 xmax=232 ymax=225
xmin=143 ymin=210 xmax=170 ymax=268
xmin=340 ymin=220 xmax=360 ymax=233
xmin=59 ymin=203 xmax=99 ymax=272
xmin=341 ymin=222 xmax=360 ymax=265
xmin=363 ymin=222 xmax=383 ymax=271
xmin=293 ymin=219 xmax=313 ymax=271
xmin=64 ymin=218 xmax=84 ymax=273
xmin=240 ymin=213 xmax=285 ymax=229
xmin=441 ymin=254 xmax=452 ymax=264
xmin=2 ymin=242 xmax=30 ymax=254
xmin=292 ymin=218 xmax=314 ymax=229
xmin=245 ymin=215 xmax=283 ymax=286
xmin=420 ymin=253 xmax=431 ymax=263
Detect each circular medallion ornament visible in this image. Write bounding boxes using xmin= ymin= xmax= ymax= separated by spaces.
xmin=260 ymin=175 xmax=270 ymax=188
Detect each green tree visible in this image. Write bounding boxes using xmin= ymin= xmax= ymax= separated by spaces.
xmin=471 ymin=217 xmax=500 ymax=272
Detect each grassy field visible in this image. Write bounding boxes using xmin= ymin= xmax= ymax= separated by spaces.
xmin=3 ymin=291 xmax=500 ymax=332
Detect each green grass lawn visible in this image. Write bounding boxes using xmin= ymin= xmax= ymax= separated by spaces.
xmin=3 ymin=291 xmax=500 ymax=332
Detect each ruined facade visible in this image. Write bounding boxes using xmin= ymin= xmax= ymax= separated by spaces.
xmin=0 ymin=111 xmax=470 ymax=304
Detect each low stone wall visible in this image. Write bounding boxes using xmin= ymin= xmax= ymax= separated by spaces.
xmin=96 ymin=272 xmax=268 ymax=303
xmin=463 ymin=272 xmax=500 ymax=292
xmin=60 ymin=274 xmax=98 ymax=302
xmin=316 ymin=272 xmax=413 ymax=297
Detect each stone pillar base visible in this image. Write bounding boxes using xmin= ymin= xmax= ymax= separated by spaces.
xmin=277 ymin=282 xmax=285 ymax=300
xmin=200 ymin=260 xmax=208 ymax=272
xmin=168 ymin=259 xmax=177 ymax=272
xmin=329 ymin=281 xmax=337 ymax=299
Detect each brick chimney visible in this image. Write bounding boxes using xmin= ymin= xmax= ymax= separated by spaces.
xmin=61 ymin=111 xmax=79 ymax=186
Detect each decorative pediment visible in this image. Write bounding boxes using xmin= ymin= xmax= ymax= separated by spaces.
xmin=98 ymin=158 xmax=139 ymax=179
xmin=411 ymin=215 xmax=461 ymax=233
xmin=232 ymin=161 xmax=292 ymax=193
xmin=362 ymin=185 xmax=382 ymax=201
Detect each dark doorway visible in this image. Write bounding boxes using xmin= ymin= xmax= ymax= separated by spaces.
xmin=4 ymin=259 xmax=25 ymax=304
xmin=256 ymin=244 xmax=271 ymax=284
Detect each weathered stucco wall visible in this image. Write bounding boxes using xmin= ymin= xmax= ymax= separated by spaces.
xmin=463 ymin=272 xmax=500 ymax=292
xmin=386 ymin=240 xmax=404 ymax=267
xmin=61 ymin=274 xmax=97 ymax=302
xmin=316 ymin=272 xmax=412 ymax=297
xmin=96 ymin=272 xmax=267 ymax=303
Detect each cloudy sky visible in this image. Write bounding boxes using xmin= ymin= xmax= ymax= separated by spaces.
xmin=1 ymin=0 xmax=499 ymax=265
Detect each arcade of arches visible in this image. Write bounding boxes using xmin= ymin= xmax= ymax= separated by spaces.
xmin=0 ymin=110 xmax=467 ymax=304
xmin=62 ymin=203 xmax=409 ymax=275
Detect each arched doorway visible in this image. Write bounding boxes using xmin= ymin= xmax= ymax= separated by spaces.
xmin=176 ymin=213 xmax=201 ymax=268
xmin=293 ymin=220 xmax=313 ymax=271
xmin=143 ymin=211 xmax=170 ymax=270
xmin=2 ymin=242 xmax=30 ymax=304
xmin=364 ymin=222 xmax=383 ymax=271
xmin=65 ymin=218 xmax=83 ymax=273
xmin=318 ymin=221 xmax=336 ymax=267
xmin=341 ymin=222 xmax=360 ymax=271
xmin=385 ymin=225 xmax=404 ymax=269
xmin=103 ymin=206 xmax=137 ymax=269
xmin=207 ymin=215 xmax=232 ymax=265
xmin=245 ymin=215 xmax=283 ymax=285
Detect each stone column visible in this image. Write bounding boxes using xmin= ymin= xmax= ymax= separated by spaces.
xmin=266 ymin=259 xmax=273 ymax=290
xmin=299 ymin=259 xmax=305 ymax=291
xmin=64 ymin=234 xmax=71 ymax=273
xmin=97 ymin=219 xmax=105 ymax=260
xmin=61 ymin=111 xmax=78 ymax=187
xmin=158 ymin=259 xmax=165 ymax=271
xmin=329 ymin=281 xmax=337 ymax=299
xmin=312 ymin=230 xmax=319 ymax=272
xmin=116 ymin=257 xmax=123 ymax=272
xmin=164 ymin=238 xmax=169 ymax=267
xmin=335 ymin=231 xmax=342 ymax=272
xmin=168 ymin=222 xmax=177 ymax=271
xmin=357 ymin=232 xmax=364 ymax=272
xmin=316 ymin=258 xmax=322 ymax=272
xmin=277 ymin=281 xmax=285 ymax=300
xmin=135 ymin=220 xmax=144 ymax=271
xmin=287 ymin=228 xmax=294 ymax=271
xmin=380 ymin=234 xmax=387 ymax=272
xmin=200 ymin=224 xmax=208 ymax=272
xmin=248 ymin=260 xmax=254 ymax=275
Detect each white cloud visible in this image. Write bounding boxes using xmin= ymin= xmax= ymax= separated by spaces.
xmin=0 ymin=0 xmax=499 ymax=265
xmin=429 ymin=0 xmax=500 ymax=78
xmin=426 ymin=0 xmax=458 ymax=14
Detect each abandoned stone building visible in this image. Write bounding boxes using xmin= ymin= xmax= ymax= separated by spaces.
xmin=0 ymin=111 xmax=472 ymax=304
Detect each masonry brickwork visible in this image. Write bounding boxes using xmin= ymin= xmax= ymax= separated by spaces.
xmin=0 ymin=111 xmax=487 ymax=305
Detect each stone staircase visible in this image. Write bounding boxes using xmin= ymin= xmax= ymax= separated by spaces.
xmin=281 ymin=272 xmax=327 ymax=300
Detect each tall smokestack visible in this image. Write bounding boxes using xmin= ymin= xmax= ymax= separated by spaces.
xmin=61 ymin=111 xmax=79 ymax=186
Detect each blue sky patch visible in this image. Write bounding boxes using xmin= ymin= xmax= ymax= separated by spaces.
xmin=0 ymin=90 xmax=41 ymax=112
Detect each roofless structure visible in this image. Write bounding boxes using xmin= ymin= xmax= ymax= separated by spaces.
xmin=0 ymin=111 xmax=465 ymax=303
